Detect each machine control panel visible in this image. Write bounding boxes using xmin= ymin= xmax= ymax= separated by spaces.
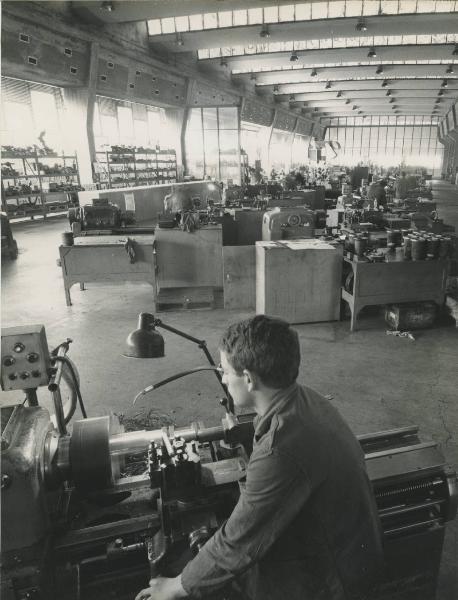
xmin=1 ymin=325 xmax=51 ymax=391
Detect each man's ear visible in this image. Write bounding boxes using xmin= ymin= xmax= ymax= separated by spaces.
xmin=243 ymin=369 xmax=258 ymax=391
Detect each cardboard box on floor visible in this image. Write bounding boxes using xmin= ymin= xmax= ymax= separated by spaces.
xmin=256 ymin=239 xmax=343 ymax=324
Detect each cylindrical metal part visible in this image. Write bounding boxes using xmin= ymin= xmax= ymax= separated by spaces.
xmin=108 ymin=423 xmax=225 ymax=459
xmin=70 ymin=416 xmax=115 ymax=491
xmin=411 ymin=237 xmax=427 ymax=261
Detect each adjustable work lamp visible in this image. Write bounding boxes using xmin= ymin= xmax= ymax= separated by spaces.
xmin=125 ymin=312 xmax=233 ymax=411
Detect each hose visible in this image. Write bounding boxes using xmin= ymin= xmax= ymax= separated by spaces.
xmin=133 ymin=366 xmax=223 ymax=404
xmin=53 ymin=355 xmax=88 ymax=419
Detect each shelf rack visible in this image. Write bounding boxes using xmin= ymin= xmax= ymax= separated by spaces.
xmin=1 ymin=150 xmax=82 ymax=220
xmin=95 ymin=147 xmax=177 ymax=189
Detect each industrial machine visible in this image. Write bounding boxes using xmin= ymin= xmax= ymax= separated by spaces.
xmin=262 ymin=206 xmax=316 ymax=241
xmin=160 ymin=186 xmax=222 ymax=231
xmin=68 ymin=198 xmax=137 ymax=234
xmin=1 ymin=324 xmax=457 ymax=600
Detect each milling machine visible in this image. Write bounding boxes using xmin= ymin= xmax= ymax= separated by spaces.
xmin=1 ymin=325 xmax=457 ymax=600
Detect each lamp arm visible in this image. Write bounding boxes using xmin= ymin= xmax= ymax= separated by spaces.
xmin=133 ymin=366 xmax=222 ymax=404
xmin=152 ymin=318 xmax=232 ymax=407
xmin=153 ymin=320 xmax=204 ymax=346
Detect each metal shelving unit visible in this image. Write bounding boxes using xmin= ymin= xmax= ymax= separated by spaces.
xmin=95 ymin=147 xmax=177 ymax=189
xmin=1 ymin=151 xmax=82 ymax=220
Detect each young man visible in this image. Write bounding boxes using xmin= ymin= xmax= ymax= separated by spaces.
xmin=136 ymin=315 xmax=383 ymax=600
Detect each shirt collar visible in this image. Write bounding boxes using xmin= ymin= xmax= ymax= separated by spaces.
xmin=253 ymin=382 xmax=299 ymax=441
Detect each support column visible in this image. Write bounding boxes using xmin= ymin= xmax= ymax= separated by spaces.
xmin=62 ymin=42 xmax=99 ymax=187
xmin=164 ymin=107 xmax=186 ymax=181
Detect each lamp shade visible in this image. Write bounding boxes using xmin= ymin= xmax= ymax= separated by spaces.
xmin=124 ymin=313 xmax=164 ymax=358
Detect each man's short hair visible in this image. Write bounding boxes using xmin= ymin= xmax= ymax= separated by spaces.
xmin=220 ymin=315 xmax=300 ymax=389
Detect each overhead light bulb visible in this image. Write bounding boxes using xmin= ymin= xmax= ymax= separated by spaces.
xmin=441 ymin=79 xmax=448 ymax=87
xmin=446 ymin=65 xmax=454 ymax=74
xmin=389 ymin=98 xmax=394 ymax=103
xmin=289 ymin=94 xmax=295 ymax=101
xmin=260 ymin=26 xmax=270 ymax=38
xmin=438 ymin=90 xmax=444 ymax=96
xmin=273 ymin=84 xmax=279 ymax=92
xmin=325 ymin=82 xmax=331 ymax=89
xmin=311 ymin=69 xmax=318 ymax=77
xmin=352 ymin=105 xmax=358 ymax=110
xmin=220 ymin=58 xmax=228 ymax=68
xmin=290 ymin=51 xmax=299 ymax=62
xmin=382 ymin=79 xmax=388 ymax=87
xmin=250 ymin=72 xmax=257 ymax=81
xmin=368 ymin=47 xmax=377 ymax=58
xmin=337 ymin=91 xmax=342 ymax=97
xmin=345 ymin=99 xmax=351 ymax=104
xmin=452 ymin=45 xmax=458 ymax=56
xmin=386 ymin=90 xmax=392 ymax=96
xmin=356 ymin=20 xmax=367 ymax=32
xmin=358 ymin=110 xmax=363 ymax=114
xmin=376 ymin=65 xmax=384 ymax=75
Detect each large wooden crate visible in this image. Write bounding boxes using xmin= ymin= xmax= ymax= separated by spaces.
xmin=256 ymin=240 xmax=342 ymax=323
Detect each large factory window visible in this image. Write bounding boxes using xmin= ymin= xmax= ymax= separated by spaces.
xmin=240 ymin=121 xmax=270 ymax=178
xmin=0 ymin=77 xmax=65 ymax=152
xmin=291 ymin=134 xmax=311 ymax=169
xmin=269 ymin=128 xmax=293 ymax=173
xmin=93 ymin=97 xmax=167 ymax=151
xmin=325 ymin=115 xmax=443 ymax=172
xmin=184 ymin=106 xmax=240 ymax=184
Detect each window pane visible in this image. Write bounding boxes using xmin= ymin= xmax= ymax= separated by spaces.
xmin=233 ymin=10 xmax=248 ymax=26
xmin=295 ymin=3 xmax=312 ymax=20
xmin=203 ymin=129 xmax=219 ymax=178
xmin=175 ymin=16 xmax=189 ymax=32
xmin=187 ymin=108 xmax=202 ymax=131
xmin=203 ymin=108 xmax=218 ymax=130
xmin=218 ymin=107 xmax=238 ymax=129
xmin=161 ymin=17 xmax=175 ymax=34
xmin=203 ymin=13 xmax=218 ymax=29
xmin=279 ymin=4 xmax=295 ymax=21
xmin=264 ymin=6 xmax=279 ymax=23
xmin=117 ymin=105 xmax=134 ymax=141
xmin=189 ymin=14 xmax=203 ymax=30
xmin=147 ymin=20 xmax=162 ymax=35
xmin=218 ymin=11 xmax=232 ymax=27
xmin=101 ymin=114 xmax=119 ymax=145
xmin=248 ymin=7 xmax=263 ymax=24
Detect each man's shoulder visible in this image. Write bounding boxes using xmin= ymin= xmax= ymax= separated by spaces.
xmin=272 ymin=384 xmax=355 ymax=454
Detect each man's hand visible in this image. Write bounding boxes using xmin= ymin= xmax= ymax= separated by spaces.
xmin=135 ymin=575 xmax=188 ymax=600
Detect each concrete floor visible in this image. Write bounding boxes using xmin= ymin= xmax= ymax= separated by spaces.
xmin=1 ymin=182 xmax=457 ymax=598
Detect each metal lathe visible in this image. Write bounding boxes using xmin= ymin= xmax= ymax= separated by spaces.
xmin=1 ymin=325 xmax=456 ymax=600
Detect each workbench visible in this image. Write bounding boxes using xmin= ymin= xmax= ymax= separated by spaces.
xmin=58 ymin=235 xmax=156 ymax=306
xmin=341 ymin=257 xmax=448 ymax=331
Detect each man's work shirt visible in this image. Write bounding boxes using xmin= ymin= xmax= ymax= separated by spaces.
xmin=181 ymin=383 xmax=383 ymax=599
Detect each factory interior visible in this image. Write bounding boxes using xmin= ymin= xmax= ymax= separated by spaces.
xmin=1 ymin=2 xmax=458 ymax=600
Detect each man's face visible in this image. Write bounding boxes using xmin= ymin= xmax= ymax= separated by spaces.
xmin=220 ymin=351 xmax=254 ymax=410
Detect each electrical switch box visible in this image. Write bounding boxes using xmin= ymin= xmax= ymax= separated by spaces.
xmin=1 ymin=325 xmax=51 ymax=391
